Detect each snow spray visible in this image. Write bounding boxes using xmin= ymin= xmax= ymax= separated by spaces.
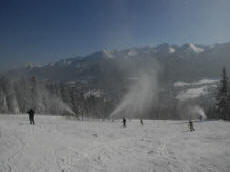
xmin=110 ymin=62 xmax=160 ymax=119
xmin=188 ymin=105 xmax=207 ymax=120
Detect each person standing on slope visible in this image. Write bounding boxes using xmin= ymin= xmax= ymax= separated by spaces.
xmin=122 ymin=117 xmax=127 ymax=128
xmin=140 ymin=119 xmax=144 ymax=126
xmin=188 ymin=120 xmax=195 ymax=131
xmin=27 ymin=109 xmax=35 ymax=125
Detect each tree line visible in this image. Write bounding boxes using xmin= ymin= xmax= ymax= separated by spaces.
xmin=0 ymin=67 xmax=229 ymax=121
xmin=215 ymin=67 xmax=230 ymax=120
xmin=0 ymin=76 xmax=115 ymax=118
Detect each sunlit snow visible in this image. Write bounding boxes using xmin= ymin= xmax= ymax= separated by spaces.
xmin=0 ymin=115 xmax=229 ymax=172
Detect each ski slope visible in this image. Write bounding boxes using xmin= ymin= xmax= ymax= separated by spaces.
xmin=0 ymin=115 xmax=230 ymax=172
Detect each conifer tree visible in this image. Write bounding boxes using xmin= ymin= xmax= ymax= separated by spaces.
xmin=216 ymin=67 xmax=229 ymax=120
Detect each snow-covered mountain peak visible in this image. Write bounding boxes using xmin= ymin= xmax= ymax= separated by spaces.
xmin=182 ymin=43 xmax=204 ymax=53
xmin=156 ymin=43 xmax=176 ymax=54
xmin=54 ymin=59 xmax=74 ymax=66
xmin=102 ymin=49 xmax=117 ymax=59
xmin=127 ymin=48 xmax=138 ymax=57
xmin=24 ymin=63 xmax=44 ymax=69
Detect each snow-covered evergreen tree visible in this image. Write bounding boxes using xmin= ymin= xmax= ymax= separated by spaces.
xmin=216 ymin=67 xmax=229 ymax=120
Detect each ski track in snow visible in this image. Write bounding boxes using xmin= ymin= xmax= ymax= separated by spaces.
xmin=0 ymin=115 xmax=230 ymax=172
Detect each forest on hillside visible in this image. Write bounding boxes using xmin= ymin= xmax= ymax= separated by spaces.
xmin=0 ymin=75 xmax=217 ymax=120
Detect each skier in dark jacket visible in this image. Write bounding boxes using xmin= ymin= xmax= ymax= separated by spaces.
xmin=140 ymin=119 xmax=144 ymax=126
xmin=188 ymin=120 xmax=195 ymax=131
xmin=122 ymin=117 xmax=127 ymax=128
xmin=27 ymin=109 xmax=35 ymax=125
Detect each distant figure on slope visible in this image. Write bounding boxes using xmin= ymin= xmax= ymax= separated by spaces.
xmin=122 ymin=117 xmax=127 ymax=128
xmin=27 ymin=109 xmax=35 ymax=125
xmin=140 ymin=119 xmax=144 ymax=126
xmin=188 ymin=120 xmax=195 ymax=131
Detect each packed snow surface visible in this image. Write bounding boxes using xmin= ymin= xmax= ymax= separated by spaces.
xmin=0 ymin=115 xmax=230 ymax=172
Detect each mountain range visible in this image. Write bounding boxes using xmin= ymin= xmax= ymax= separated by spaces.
xmin=5 ymin=42 xmax=230 ymax=84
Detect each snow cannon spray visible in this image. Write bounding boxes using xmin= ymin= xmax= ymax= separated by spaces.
xmin=188 ymin=105 xmax=207 ymax=120
xmin=110 ymin=61 xmax=160 ymax=119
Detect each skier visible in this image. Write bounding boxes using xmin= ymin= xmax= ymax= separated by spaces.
xmin=122 ymin=117 xmax=127 ymax=128
xmin=140 ymin=119 xmax=144 ymax=126
xmin=188 ymin=120 xmax=195 ymax=131
xmin=27 ymin=109 xmax=35 ymax=125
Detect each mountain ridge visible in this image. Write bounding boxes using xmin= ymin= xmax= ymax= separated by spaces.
xmin=5 ymin=42 xmax=230 ymax=83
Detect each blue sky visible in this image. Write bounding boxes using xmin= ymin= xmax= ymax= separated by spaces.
xmin=0 ymin=0 xmax=230 ymax=69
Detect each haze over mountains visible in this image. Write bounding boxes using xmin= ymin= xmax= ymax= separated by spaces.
xmin=5 ymin=42 xmax=230 ymax=83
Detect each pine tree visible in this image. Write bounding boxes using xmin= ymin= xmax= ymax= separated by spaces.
xmin=216 ymin=67 xmax=229 ymax=120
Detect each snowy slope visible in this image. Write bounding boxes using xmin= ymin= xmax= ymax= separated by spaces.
xmin=176 ymin=86 xmax=209 ymax=101
xmin=174 ymin=79 xmax=218 ymax=102
xmin=174 ymin=79 xmax=218 ymax=87
xmin=0 ymin=115 xmax=230 ymax=172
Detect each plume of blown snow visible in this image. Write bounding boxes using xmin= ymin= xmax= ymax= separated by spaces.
xmin=48 ymin=96 xmax=75 ymax=115
xmin=110 ymin=61 xmax=160 ymax=119
xmin=187 ymin=105 xmax=207 ymax=120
